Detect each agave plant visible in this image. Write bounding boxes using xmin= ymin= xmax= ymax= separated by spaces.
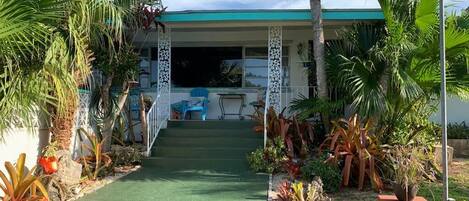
xmin=0 ymin=153 xmax=48 ymax=201
xmin=77 ymin=128 xmax=112 ymax=180
xmin=320 ymin=114 xmax=384 ymax=191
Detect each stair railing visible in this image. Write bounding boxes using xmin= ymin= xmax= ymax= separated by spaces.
xmin=146 ymin=93 xmax=168 ymax=156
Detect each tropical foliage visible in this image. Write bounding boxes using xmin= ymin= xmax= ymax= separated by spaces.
xmin=320 ymin=115 xmax=384 ymax=191
xmin=388 ymin=146 xmax=427 ymax=188
xmin=77 ymin=128 xmax=112 ymax=180
xmin=325 ymin=0 xmax=469 ymax=135
xmin=0 ymin=0 xmax=140 ymax=148
xmin=247 ymin=137 xmax=288 ymax=173
xmin=301 ymin=157 xmax=341 ymax=193
xmin=447 ymin=122 xmax=469 ymax=139
xmin=0 ymin=153 xmax=48 ymax=200
xmin=277 ymin=178 xmax=331 ymax=201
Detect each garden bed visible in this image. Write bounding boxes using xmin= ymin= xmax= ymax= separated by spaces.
xmin=68 ymin=165 xmax=141 ymax=201
xmin=267 ymin=159 xmax=469 ymax=201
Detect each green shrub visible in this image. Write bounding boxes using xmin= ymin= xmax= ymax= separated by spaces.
xmin=247 ymin=137 xmax=288 ymax=173
xmin=448 ymin=122 xmax=469 ymax=139
xmin=110 ymin=145 xmax=144 ymax=166
xmin=301 ymin=157 xmax=341 ymax=193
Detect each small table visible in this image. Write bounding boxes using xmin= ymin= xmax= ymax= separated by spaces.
xmin=217 ymin=93 xmax=246 ymax=120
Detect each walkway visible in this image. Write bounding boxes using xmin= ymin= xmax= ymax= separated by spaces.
xmin=78 ymin=121 xmax=268 ymax=201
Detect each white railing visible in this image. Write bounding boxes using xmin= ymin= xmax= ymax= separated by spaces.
xmin=145 ymin=94 xmax=169 ymax=157
xmin=280 ymin=86 xmax=318 ymax=114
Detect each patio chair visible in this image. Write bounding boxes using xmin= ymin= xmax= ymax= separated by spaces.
xmin=183 ymin=88 xmax=209 ymax=120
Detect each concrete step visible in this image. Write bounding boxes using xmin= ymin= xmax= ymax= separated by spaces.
xmin=158 ymin=128 xmax=261 ymax=139
xmin=167 ymin=120 xmax=257 ymax=129
xmin=155 ymin=136 xmax=263 ymax=149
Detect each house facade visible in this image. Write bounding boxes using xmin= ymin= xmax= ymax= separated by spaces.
xmin=131 ymin=9 xmax=384 ymax=120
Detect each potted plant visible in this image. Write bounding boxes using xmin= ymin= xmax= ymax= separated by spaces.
xmin=390 ymin=146 xmax=426 ymax=201
xmin=38 ymin=142 xmax=59 ymax=175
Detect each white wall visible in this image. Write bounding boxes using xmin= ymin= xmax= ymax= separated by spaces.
xmin=431 ymin=96 xmax=469 ymax=123
xmin=0 ymin=128 xmax=49 ymax=178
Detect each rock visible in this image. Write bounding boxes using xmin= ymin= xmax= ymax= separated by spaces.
xmin=47 ymin=183 xmax=61 ymax=201
xmin=309 ymin=177 xmax=332 ymax=201
xmin=56 ymin=150 xmax=82 ymax=186
xmin=71 ymin=186 xmax=81 ymax=195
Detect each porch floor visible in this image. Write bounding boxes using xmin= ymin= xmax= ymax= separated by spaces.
xmin=77 ymin=120 xmax=268 ymax=201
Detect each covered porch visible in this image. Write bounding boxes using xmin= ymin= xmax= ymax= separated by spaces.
xmin=132 ymin=9 xmax=384 ymax=121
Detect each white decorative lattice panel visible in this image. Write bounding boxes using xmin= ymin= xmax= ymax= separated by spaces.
xmin=75 ymin=91 xmax=91 ymax=129
xmin=157 ymin=27 xmax=171 ymax=122
xmin=266 ymin=26 xmax=283 ymax=113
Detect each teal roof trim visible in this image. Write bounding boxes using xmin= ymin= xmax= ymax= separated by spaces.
xmin=159 ymin=9 xmax=384 ymax=23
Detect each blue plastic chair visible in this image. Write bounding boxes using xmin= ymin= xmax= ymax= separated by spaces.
xmin=183 ymin=88 xmax=209 ymax=120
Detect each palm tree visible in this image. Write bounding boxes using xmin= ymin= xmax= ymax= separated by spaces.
xmin=0 ymin=0 xmax=138 ymax=150
xmin=326 ymin=0 xmax=469 ymax=136
xmin=310 ymin=0 xmax=328 ymax=99
xmin=0 ymin=0 xmax=66 ymax=137
xmin=50 ymin=0 xmax=137 ymax=150
xmin=310 ymin=0 xmax=330 ymax=131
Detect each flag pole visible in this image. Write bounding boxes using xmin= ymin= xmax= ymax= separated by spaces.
xmin=438 ymin=0 xmax=449 ymax=200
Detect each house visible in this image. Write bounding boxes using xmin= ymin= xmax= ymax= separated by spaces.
xmin=131 ymin=8 xmax=383 ymax=117
xmin=123 ymin=8 xmax=386 ymax=152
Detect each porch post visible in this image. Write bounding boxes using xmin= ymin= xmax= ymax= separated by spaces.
xmin=264 ymin=26 xmax=283 ymax=147
xmin=157 ymin=26 xmax=171 ymax=126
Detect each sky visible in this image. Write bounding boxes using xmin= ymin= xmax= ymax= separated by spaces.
xmin=163 ymin=0 xmax=468 ymax=13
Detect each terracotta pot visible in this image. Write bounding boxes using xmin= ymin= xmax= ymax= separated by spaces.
xmin=393 ymin=183 xmax=418 ymax=201
xmin=38 ymin=156 xmax=58 ymax=174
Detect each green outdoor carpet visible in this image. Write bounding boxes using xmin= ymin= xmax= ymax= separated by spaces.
xmin=77 ymin=120 xmax=268 ymax=201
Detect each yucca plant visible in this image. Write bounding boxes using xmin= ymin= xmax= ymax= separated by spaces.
xmin=0 ymin=153 xmax=48 ymax=201
xmin=320 ymin=114 xmax=384 ymax=191
xmin=77 ymin=128 xmax=112 ymax=180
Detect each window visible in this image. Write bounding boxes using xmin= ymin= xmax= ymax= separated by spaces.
xmin=171 ymin=47 xmax=243 ymax=87
xmin=244 ymin=47 xmax=290 ymax=88
xmin=144 ymin=46 xmax=290 ymax=88
xmin=138 ymin=48 xmax=151 ymax=88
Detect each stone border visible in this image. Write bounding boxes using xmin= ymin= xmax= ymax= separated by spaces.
xmin=67 ymin=165 xmax=141 ymax=201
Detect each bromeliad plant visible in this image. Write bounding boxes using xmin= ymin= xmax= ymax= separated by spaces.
xmin=251 ymin=106 xmax=314 ymax=159
xmin=276 ymin=179 xmax=331 ymax=201
xmin=38 ymin=142 xmax=59 ymax=175
xmin=320 ymin=114 xmax=384 ymax=191
xmin=0 ymin=153 xmax=48 ymax=201
xmin=77 ymin=128 xmax=112 ymax=181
